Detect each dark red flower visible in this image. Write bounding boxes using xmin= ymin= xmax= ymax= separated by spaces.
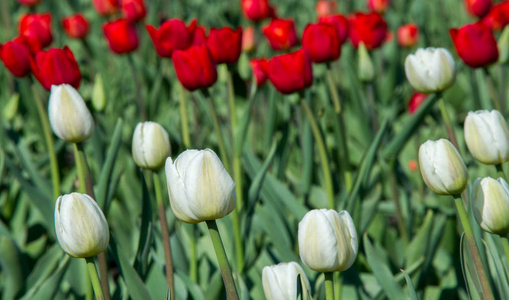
xmin=450 ymin=22 xmax=499 ymax=68
xmin=92 ymin=0 xmax=118 ymax=16
xmin=190 ymin=22 xmax=207 ymax=46
xmin=408 ymin=92 xmax=427 ymax=114
xmin=241 ymin=0 xmax=270 ymax=21
xmin=146 ymin=19 xmax=194 ymax=58
xmin=319 ymin=14 xmax=349 ymax=44
xmin=103 ymin=19 xmax=139 ymax=54
xmin=348 ymin=12 xmax=387 ymax=50
xmin=262 ymin=18 xmax=298 ymax=51
xmin=172 ymin=44 xmax=217 ymax=91
xmin=0 ymin=37 xmax=31 ymax=77
xmin=465 ymin=0 xmax=492 ymax=18
xmin=18 ymin=0 xmax=41 ymax=7
xmin=206 ymin=27 xmax=243 ymax=64
xmin=62 ymin=14 xmax=90 ymax=39
xmin=397 ymin=23 xmax=419 ymax=47
xmin=482 ymin=1 xmax=509 ymax=31
xmin=249 ymin=58 xmax=268 ymax=85
xmin=242 ymin=26 xmax=256 ymax=52
xmin=19 ymin=13 xmax=53 ymax=53
xmin=120 ymin=0 xmax=146 ymax=22
xmin=367 ymin=0 xmax=390 ymax=14
xmin=302 ymin=23 xmax=341 ymax=63
xmin=30 ymin=46 xmax=81 ymax=90
xmin=267 ymin=49 xmax=313 ymax=94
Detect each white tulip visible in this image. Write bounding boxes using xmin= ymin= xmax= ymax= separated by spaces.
xmin=405 ymin=47 xmax=456 ymax=94
xmin=464 ymin=110 xmax=509 ymax=165
xmin=132 ymin=121 xmax=171 ymax=170
xmin=298 ymin=209 xmax=358 ymax=272
xmin=262 ymin=262 xmax=311 ymax=300
xmin=48 ymin=84 xmax=95 ymax=143
xmin=55 ymin=193 xmax=109 ymax=258
xmin=165 ymin=149 xmax=235 ymax=224
xmin=473 ymin=177 xmax=509 ymax=235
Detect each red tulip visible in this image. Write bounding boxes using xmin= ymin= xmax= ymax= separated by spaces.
xmin=62 ymin=14 xmax=90 ymax=39
xmin=103 ymin=19 xmax=139 ymax=54
xmin=30 ymin=46 xmax=81 ymax=90
xmin=0 ymin=37 xmax=31 ymax=77
xmin=367 ymin=0 xmax=390 ymax=14
xmin=482 ymin=1 xmax=509 ymax=31
xmin=18 ymin=0 xmax=41 ymax=7
xmin=262 ymin=18 xmax=298 ymax=51
xmin=302 ymin=23 xmax=341 ymax=63
xmin=450 ymin=22 xmax=499 ymax=68
xmin=242 ymin=26 xmax=256 ymax=52
xmin=207 ymin=27 xmax=243 ymax=64
xmin=19 ymin=13 xmax=53 ymax=53
xmin=408 ymin=92 xmax=427 ymax=114
xmin=465 ymin=0 xmax=492 ymax=18
xmin=315 ymin=1 xmax=337 ymax=17
xmin=190 ymin=22 xmax=207 ymax=46
xmin=397 ymin=23 xmax=419 ymax=47
xmin=319 ymin=14 xmax=350 ymax=44
xmin=348 ymin=12 xmax=387 ymax=50
xmin=92 ymin=0 xmax=118 ymax=16
xmin=267 ymin=49 xmax=313 ymax=94
xmin=249 ymin=58 xmax=269 ymax=86
xmin=172 ymin=44 xmax=217 ymax=91
xmin=241 ymin=0 xmax=270 ymax=21
xmin=146 ymin=19 xmax=194 ymax=58
xmin=120 ymin=0 xmax=146 ymax=22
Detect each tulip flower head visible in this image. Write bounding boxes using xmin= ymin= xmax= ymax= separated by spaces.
xmin=30 ymin=46 xmax=82 ymax=90
xmin=404 ymin=47 xmax=456 ymax=94
xmin=120 ymin=0 xmax=146 ymax=22
xmin=465 ymin=0 xmax=492 ymax=18
xmin=302 ymin=23 xmax=341 ymax=63
xmin=450 ymin=22 xmax=499 ymax=69
xmin=367 ymin=0 xmax=390 ymax=14
xmin=408 ymin=92 xmax=428 ymax=114
xmin=267 ymin=49 xmax=313 ymax=94
xmin=92 ymin=0 xmax=118 ymax=16
xmin=242 ymin=26 xmax=256 ymax=53
xmin=165 ymin=149 xmax=236 ymax=224
xmin=315 ymin=1 xmax=337 ymax=18
xmin=62 ymin=14 xmax=90 ymax=39
xmin=0 ymin=37 xmax=31 ymax=77
xmin=262 ymin=18 xmax=299 ymax=51
xmin=55 ymin=193 xmax=109 ymax=258
xmin=18 ymin=0 xmax=41 ymax=7
xmin=262 ymin=262 xmax=311 ymax=300
xmin=172 ymin=44 xmax=218 ymax=91
xmin=482 ymin=1 xmax=509 ymax=31
xmin=241 ymin=0 xmax=271 ymax=21
xmin=348 ymin=12 xmax=387 ymax=50
xmin=103 ymin=18 xmax=139 ymax=54
xmin=397 ymin=23 xmax=419 ymax=48
xmin=206 ymin=27 xmax=243 ymax=64
xmin=418 ymin=139 xmax=468 ymax=196
xmin=132 ymin=122 xmax=171 ymax=170
xmin=19 ymin=13 xmax=53 ymax=53
xmin=298 ymin=209 xmax=358 ymax=272
xmin=146 ymin=19 xmax=195 ymax=58
xmin=473 ymin=177 xmax=509 ymax=235
xmin=319 ymin=14 xmax=350 ymax=44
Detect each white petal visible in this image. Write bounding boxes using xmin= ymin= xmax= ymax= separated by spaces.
xmin=165 ymin=157 xmax=199 ymax=223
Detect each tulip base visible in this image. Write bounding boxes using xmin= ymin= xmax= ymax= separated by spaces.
xmin=324 ymin=272 xmax=334 ymax=300
xmin=85 ymin=257 xmax=104 ymax=300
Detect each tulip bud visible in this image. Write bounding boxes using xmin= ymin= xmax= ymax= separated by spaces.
xmin=165 ymin=149 xmax=235 ymax=224
xmin=408 ymin=92 xmax=428 ymax=114
xmin=473 ymin=177 xmax=509 ymax=235
xmin=262 ymin=262 xmax=311 ymax=300
xmin=242 ymin=26 xmax=256 ymax=53
xmin=498 ymin=26 xmax=509 ymax=64
xmin=418 ymin=139 xmax=468 ymax=195
xmin=172 ymin=44 xmax=218 ymax=92
xmin=3 ymin=93 xmax=20 ymax=122
xmin=61 ymin=14 xmax=90 ymax=39
xmin=92 ymin=73 xmax=106 ymax=112
xmin=358 ymin=42 xmax=375 ymax=82
xmin=55 ymin=193 xmax=109 ymax=258
xmin=298 ymin=209 xmax=358 ymax=272
xmin=464 ymin=110 xmax=509 ymax=165
xmin=132 ymin=122 xmax=171 ymax=170
xmin=405 ymin=47 xmax=456 ymax=94
xmin=348 ymin=12 xmax=387 ymax=50
xmin=48 ymin=84 xmax=95 ymax=143
xmin=102 ymin=19 xmax=139 ymax=54
xmin=397 ymin=23 xmax=419 ymax=48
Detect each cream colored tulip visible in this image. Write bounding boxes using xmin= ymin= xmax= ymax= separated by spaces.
xmin=132 ymin=121 xmax=171 ymax=170
xmin=473 ymin=177 xmax=509 ymax=235
xmin=262 ymin=262 xmax=311 ymax=300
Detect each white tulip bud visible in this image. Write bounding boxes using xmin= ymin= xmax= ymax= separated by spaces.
xmin=165 ymin=149 xmax=235 ymax=224
xmin=464 ymin=110 xmax=509 ymax=165
xmin=262 ymin=262 xmax=311 ymax=300
xmin=405 ymin=47 xmax=456 ymax=94
xmin=132 ymin=122 xmax=171 ymax=170
xmin=473 ymin=177 xmax=509 ymax=235
xmin=298 ymin=209 xmax=358 ymax=273
xmin=48 ymin=84 xmax=95 ymax=143
xmin=418 ymin=139 xmax=468 ymax=195
xmin=55 ymin=193 xmax=109 ymax=258
xmin=358 ymin=42 xmax=375 ymax=83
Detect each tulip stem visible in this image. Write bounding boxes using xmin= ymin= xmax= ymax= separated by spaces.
xmin=31 ymin=83 xmax=60 ymax=200
xmin=206 ymin=220 xmax=239 ymax=300
xmin=178 ymin=83 xmax=191 ymax=148
xmin=73 ymin=143 xmax=87 ymax=194
xmin=453 ymin=194 xmax=495 ymax=300
xmin=127 ymin=54 xmax=147 ymax=121
xmin=496 ymin=164 xmax=507 ymax=179
xmin=153 ymin=172 xmax=175 ymax=300
xmin=324 ymin=272 xmax=335 ymax=300
xmin=85 ymin=257 xmax=104 ymax=300
xmin=203 ymin=90 xmax=230 ymax=171
xmin=484 ymin=68 xmax=504 ymax=113
xmin=501 ymin=236 xmax=509 ymax=271
xmin=437 ymin=96 xmax=460 ymax=151
xmin=365 ymin=83 xmax=379 ymax=134
xmin=301 ymin=99 xmax=335 ymax=209
xmin=326 ymin=65 xmax=341 ymax=114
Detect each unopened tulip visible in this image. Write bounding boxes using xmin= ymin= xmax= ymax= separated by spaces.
xmin=302 ymin=23 xmax=341 ymax=63
xmin=367 ymin=0 xmax=390 ymax=14
xmin=242 ymin=26 xmax=256 ymax=53
xmin=207 ymin=27 xmax=243 ymax=64
xmin=30 ymin=46 xmax=81 ymax=90
xmin=397 ymin=23 xmax=419 ymax=48
xmin=48 ymin=84 xmax=94 ymax=143
xmin=250 ymin=58 xmax=269 ymax=86
xmin=172 ymin=44 xmax=218 ymax=91
xmin=450 ymin=22 xmax=499 ymax=68
xmin=262 ymin=262 xmax=311 ymax=300
xmin=473 ymin=177 xmax=509 ymax=235
xmin=165 ymin=149 xmax=236 ymax=224
xmin=241 ymin=0 xmax=271 ymax=21
xmin=262 ymin=18 xmax=299 ymax=51
xmin=319 ymin=14 xmax=350 ymax=44
xmin=146 ymin=19 xmax=194 ymax=58
xmin=408 ymin=92 xmax=428 ymax=114
xmin=358 ymin=42 xmax=375 ymax=82
xmin=298 ymin=209 xmax=358 ymax=272
xmin=418 ymin=139 xmax=468 ymax=196
xmin=55 ymin=193 xmax=109 ymax=258
xmin=92 ymin=73 xmax=107 ymax=112
xmin=92 ymin=0 xmax=118 ymax=16
xmin=19 ymin=13 xmax=53 ymax=53
xmin=348 ymin=12 xmax=387 ymax=50
xmin=132 ymin=122 xmax=171 ymax=170
xmin=267 ymin=49 xmax=313 ymax=94
xmin=103 ymin=18 xmax=139 ymax=54
xmin=0 ymin=37 xmax=31 ymax=77
xmin=482 ymin=2 xmax=509 ymax=31
xmin=120 ymin=0 xmax=146 ymax=22
xmin=465 ymin=0 xmax=492 ymax=18
xmin=62 ymin=14 xmax=90 ymax=39
xmin=315 ymin=1 xmax=337 ymax=17
xmin=464 ymin=110 xmax=509 ymax=165
xmin=405 ymin=47 xmax=456 ymax=94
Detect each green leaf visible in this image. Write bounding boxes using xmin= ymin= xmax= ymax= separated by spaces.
xmin=0 ymin=235 xmax=24 ymax=299
xmin=401 ymin=269 xmax=419 ymax=300
xmin=20 ymin=255 xmax=70 ymax=300
xmin=133 ymin=171 xmax=153 ymax=279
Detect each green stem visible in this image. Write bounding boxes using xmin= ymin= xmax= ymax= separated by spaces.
xmin=227 ymin=69 xmax=237 ymax=132
xmin=326 ymin=64 xmax=341 ymax=114
xmin=189 ymin=225 xmax=197 ymax=282
xmin=178 ymin=83 xmax=191 ymax=148
xmin=502 ymin=236 xmax=509 ymax=273
xmin=484 ymin=68 xmax=504 ymax=113
xmin=365 ymin=83 xmax=379 ymax=134
xmin=496 ymin=164 xmax=506 ymax=179
xmin=389 ymin=169 xmax=409 ymax=247
xmin=203 ymin=90 xmax=230 ymax=171
xmin=206 ymin=220 xmax=239 ymax=300
xmin=85 ymin=257 xmax=104 ymax=300
xmin=438 ymin=96 xmax=460 ymax=151
xmin=324 ymin=272 xmax=335 ymax=300
xmin=73 ymin=143 xmax=87 ymax=194
xmin=31 ymin=83 xmax=60 ymax=200
xmin=300 ymin=99 xmax=335 ymax=209
xmin=453 ymin=195 xmax=495 ymax=300
xmin=127 ymin=55 xmax=147 ymax=121
xmin=153 ymin=172 xmax=175 ymax=300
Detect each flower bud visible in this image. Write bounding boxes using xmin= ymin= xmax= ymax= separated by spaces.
xmin=172 ymin=44 xmax=218 ymax=92
xmin=132 ymin=122 xmax=171 ymax=170
xmin=165 ymin=149 xmax=235 ymax=224
xmin=418 ymin=139 xmax=468 ymax=195
xmin=61 ymin=14 xmax=90 ymax=39
xmin=92 ymin=73 xmax=106 ymax=112
xmin=55 ymin=193 xmax=109 ymax=258
xmin=120 ymin=0 xmax=146 ymax=22
xmin=262 ymin=262 xmax=311 ymax=300
xmin=348 ymin=12 xmax=387 ymax=50
xmin=405 ymin=47 xmax=456 ymax=94
xmin=408 ymin=92 xmax=428 ymax=114
xmin=473 ymin=177 xmax=509 ymax=235
xmin=464 ymin=110 xmax=509 ymax=165
xmin=397 ymin=23 xmax=419 ymax=48
xmin=242 ymin=26 xmax=256 ymax=53
xmin=3 ymin=93 xmax=20 ymax=122
xmin=102 ymin=19 xmax=139 ymax=54
xmin=358 ymin=42 xmax=375 ymax=82
xmin=298 ymin=209 xmax=358 ymax=272
xmin=48 ymin=84 xmax=94 ymax=143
